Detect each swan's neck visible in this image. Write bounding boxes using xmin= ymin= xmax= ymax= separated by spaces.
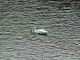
xmin=34 ymin=28 xmax=36 ymax=32
xmin=31 ymin=27 xmax=37 ymax=33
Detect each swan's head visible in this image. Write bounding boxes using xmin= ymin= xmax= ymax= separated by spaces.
xmin=31 ymin=27 xmax=36 ymax=33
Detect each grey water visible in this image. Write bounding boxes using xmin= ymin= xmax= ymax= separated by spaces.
xmin=0 ymin=0 xmax=80 ymax=60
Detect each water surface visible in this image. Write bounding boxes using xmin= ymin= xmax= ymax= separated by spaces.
xmin=0 ymin=1 xmax=80 ymax=60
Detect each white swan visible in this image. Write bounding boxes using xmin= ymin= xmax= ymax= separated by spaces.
xmin=31 ymin=27 xmax=48 ymax=35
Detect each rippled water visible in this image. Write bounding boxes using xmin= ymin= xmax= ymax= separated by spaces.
xmin=0 ymin=1 xmax=80 ymax=60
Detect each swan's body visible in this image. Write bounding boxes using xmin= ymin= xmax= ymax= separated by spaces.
xmin=31 ymin=27 xmax=48 ymax=35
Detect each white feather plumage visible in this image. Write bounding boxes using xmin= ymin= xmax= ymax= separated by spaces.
xmin=31 ymin=27 xmax=48 ymax=35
